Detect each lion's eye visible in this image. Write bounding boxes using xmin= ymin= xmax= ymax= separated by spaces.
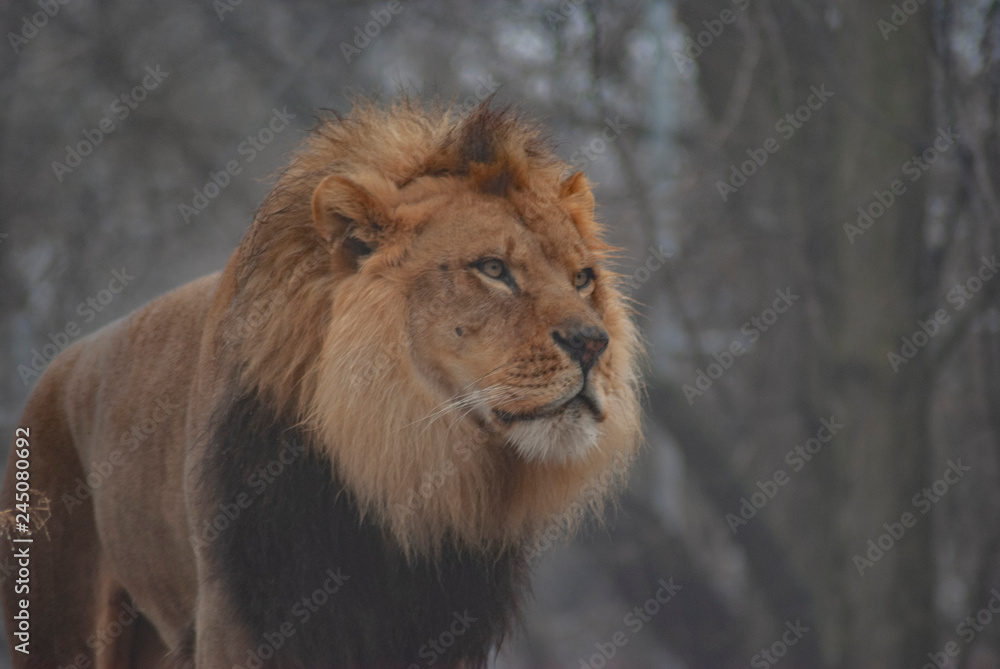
xmin=477 ymin=258 xmax=507 ymax=280
xmin=344 ymin=236 xmax=373 ymax=258
xmin=472 ymin=257 xmax=519 ymax=292
xmin=575 ymin=268 xmax=595 ymax=290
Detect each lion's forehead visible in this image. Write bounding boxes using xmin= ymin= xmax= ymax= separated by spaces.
xmin=402 ymin=192 xmax=595 ymax=274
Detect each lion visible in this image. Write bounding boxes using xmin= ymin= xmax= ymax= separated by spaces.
xmin=0 ymin=98 xmax=643 ymax=668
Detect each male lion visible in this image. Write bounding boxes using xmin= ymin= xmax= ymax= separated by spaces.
xmin=1 ymin=99 xmax=642 ymax=668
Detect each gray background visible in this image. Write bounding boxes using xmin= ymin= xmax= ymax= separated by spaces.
xmin=2 ymin=1 xmax=999 ymax=667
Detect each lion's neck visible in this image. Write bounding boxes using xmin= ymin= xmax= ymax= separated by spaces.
xmin=203 ymin=391 xmax=527 ymax=667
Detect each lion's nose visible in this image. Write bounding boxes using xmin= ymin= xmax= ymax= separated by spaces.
xmin=552 ymin=323 xmax=609 ymax=373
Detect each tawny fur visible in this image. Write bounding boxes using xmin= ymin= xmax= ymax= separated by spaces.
xmin=224 ymin=98 xmax=643 ymax=553
xmin=1 ymin=97 xmax=643 ymax=666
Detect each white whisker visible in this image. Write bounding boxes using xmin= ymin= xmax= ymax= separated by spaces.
xmin=398 ymin=362 xmax=515 ymax=434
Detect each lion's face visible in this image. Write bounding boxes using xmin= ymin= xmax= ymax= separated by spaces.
xmin=403 ymin=186 xmax=617 ymax=464
xmin=292 ymin=102 xmax=641 ymax=552
xmin=308 ymin=166 xmax=634 ymax=467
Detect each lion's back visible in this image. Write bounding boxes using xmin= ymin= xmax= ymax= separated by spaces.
xmin=15 ymin=271 xmax=222 ymax=640
xmin=52 ymin=271 xmax=221 ymax=460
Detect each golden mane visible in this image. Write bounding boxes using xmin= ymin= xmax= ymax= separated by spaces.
xmin=217 ymin=98 xmax=643 ymax=555
xmin=0 ymin=96 xmax=643 ymax=667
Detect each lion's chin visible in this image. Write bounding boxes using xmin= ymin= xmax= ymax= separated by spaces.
xmin=505 ymin=407 xmax=600 ymax=464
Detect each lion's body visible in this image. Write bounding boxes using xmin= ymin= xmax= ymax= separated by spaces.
xmin=1 ymin=100 xmax=641 ymax=668
xmin=1 ymin=274 xmax=218 ymax=666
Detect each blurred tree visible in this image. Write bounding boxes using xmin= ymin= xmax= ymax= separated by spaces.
xmin=2 ymin=1 xmax=999 ymax=667
xmin=631 ymin=0 xmax=1000 ymax=666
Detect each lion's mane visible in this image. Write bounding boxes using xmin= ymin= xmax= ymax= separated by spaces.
xmin=215 ymin=98 xmax=643 ymax=556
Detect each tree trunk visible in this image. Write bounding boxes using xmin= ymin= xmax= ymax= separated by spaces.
xmin=673 ymin=1 xmax=935 ymax=665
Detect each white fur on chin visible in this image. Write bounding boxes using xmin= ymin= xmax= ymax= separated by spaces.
xmin=506 ymin=410 xmax=600 ymax=464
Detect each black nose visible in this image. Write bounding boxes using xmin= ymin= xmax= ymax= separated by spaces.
xmin=552 ymin=324 xmax=609 ymax=372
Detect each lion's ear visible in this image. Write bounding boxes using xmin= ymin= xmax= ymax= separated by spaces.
xmin=559 ymin=172 xmax=598 ymax=239
xmin=312 ymin=175 xmax=390 ymax=267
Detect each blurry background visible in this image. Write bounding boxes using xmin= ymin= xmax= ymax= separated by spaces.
xmin=2 ymin=1 xmax=999 ymax=667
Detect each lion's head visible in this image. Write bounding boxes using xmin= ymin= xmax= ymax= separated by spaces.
xmin=221 ymin=98 xmax=642 ymax=554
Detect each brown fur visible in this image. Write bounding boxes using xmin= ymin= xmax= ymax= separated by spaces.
xmin=0 ymin=98 xmax=642 ymax=666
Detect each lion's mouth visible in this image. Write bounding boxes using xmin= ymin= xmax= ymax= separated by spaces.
xmin=494 ymin=385 xmax=604 ymax=425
